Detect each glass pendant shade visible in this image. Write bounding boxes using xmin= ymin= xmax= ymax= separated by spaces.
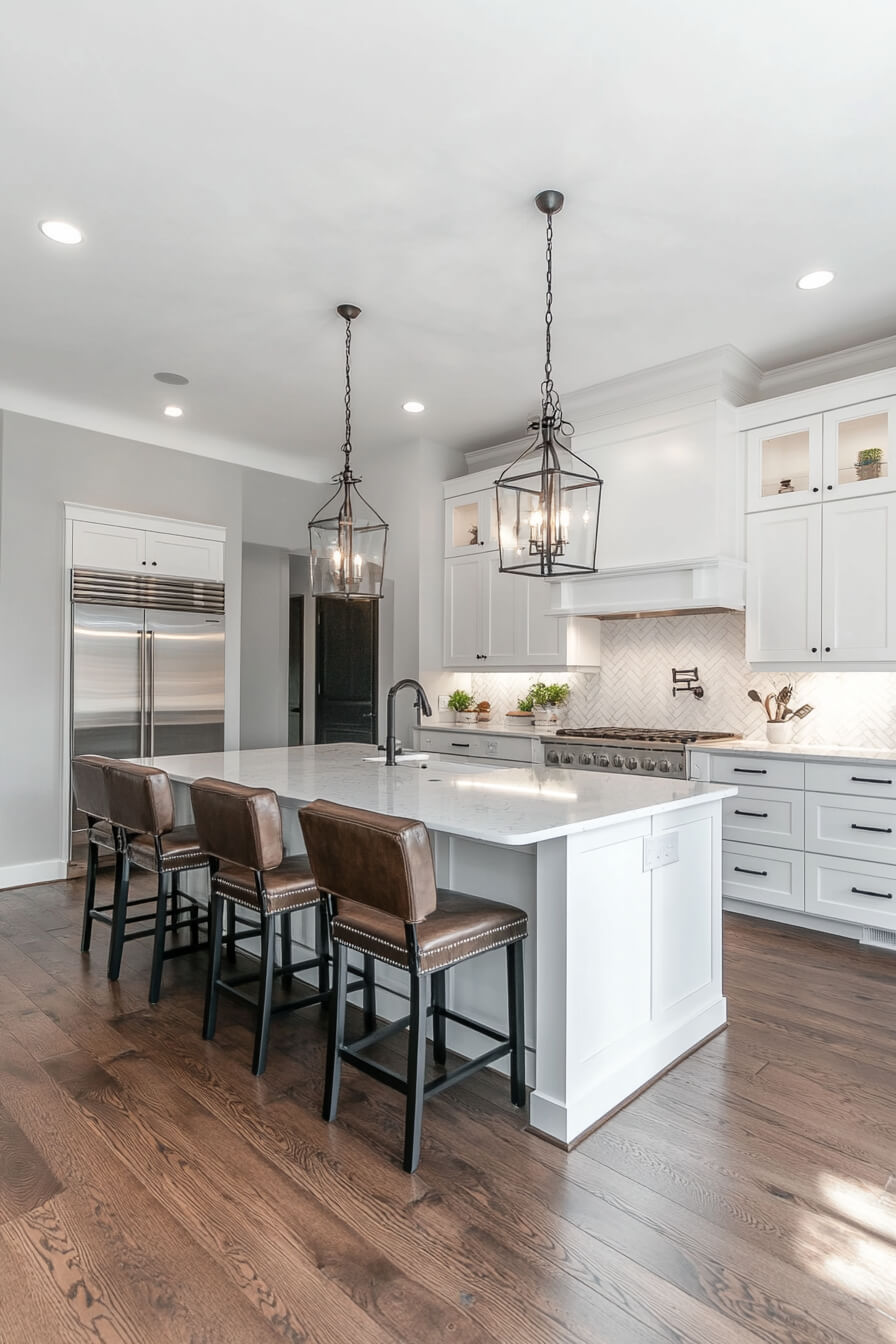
xmin=496 ymin=418 xmax=602 ymax=577
xmin=308 ymin=303 xmax=388 ymax=599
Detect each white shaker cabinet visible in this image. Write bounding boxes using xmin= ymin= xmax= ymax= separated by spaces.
xmin=821 ymin=494 xmax=896 ymax=661
xmin=72 ymin=520 xmax=147 ymax=572
xmin=72 ymin=515 xmax=224 ymax=582
xmin=444 ymin=552 xmax=483 ymax=665
xmin=745 ymin=416 xmax=823 ymax=512
xmin=144 ymin=530 xmax=224 ymax=580
xmin=746 ymin=506 xmax=821 ymax=663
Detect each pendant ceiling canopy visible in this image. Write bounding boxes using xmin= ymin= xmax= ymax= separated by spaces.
xmin=495 ymin=190 xmax=603 ymax=579
xmin=308 ymin=304 xmax=388 ymax=600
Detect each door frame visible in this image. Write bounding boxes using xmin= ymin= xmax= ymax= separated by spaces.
xmin=314 ymin=597 xmax=380 ymax=744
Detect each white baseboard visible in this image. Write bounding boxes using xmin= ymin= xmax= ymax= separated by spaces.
xmin=0 ymin=859 xmax=69 ymax=891
xmin=723 ymin=898 xmax=861 ymax=941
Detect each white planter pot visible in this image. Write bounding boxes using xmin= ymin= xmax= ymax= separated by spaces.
xmin=765 ymin=721 xmax=793 ymax=744
xmin=455 ymin=711 xmax=479 ymax=725
xmin=533 ymin=705 xmax=564 ymax=724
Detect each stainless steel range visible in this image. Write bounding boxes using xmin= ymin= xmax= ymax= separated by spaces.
xmin=542 ymin=728 xmax=739 ymax=777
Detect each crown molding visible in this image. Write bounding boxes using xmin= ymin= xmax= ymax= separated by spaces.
xmin=0 ymin=385 xmax=330 ymax=483
xmin=757 ymin=332 xmax=896 ymax=398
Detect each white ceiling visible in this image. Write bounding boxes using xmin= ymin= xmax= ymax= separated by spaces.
xmin=2 ymin=0 xmax=896 ymax=481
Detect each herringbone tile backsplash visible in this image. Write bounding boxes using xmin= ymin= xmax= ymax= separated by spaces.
xmin=470 ymin=612 xmax=896 ymax=748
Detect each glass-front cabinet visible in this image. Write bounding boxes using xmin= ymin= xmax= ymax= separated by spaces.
xmin=747 ymin=397 xmax=895 ymax=512
xmin=444 ymin=488 xmax=498 ymax=556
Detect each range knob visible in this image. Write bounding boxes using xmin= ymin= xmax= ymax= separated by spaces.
xmin=579 ymin=753 xmax=593 ymax=767
xmin=643 ymin=758 xmax=657 ymax=772
xmin=625 ymin=757 xmax=638 ymax=770
xmin=612 ymin=753 xmax=624 ymax=768
xmin=658 ymin=758 xmax=671 ymax=773
xmin=598 ymin=754 xmax=610 ymax=768
xmin=561 ymin=752 xmax=576 ymax=766
xmin=545 ymin=750 xmax=560 ymax=765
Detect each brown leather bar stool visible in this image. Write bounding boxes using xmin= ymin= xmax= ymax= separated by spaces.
xmin=300 ymin=798 xmax=528 ymax=1174
xmin=190 ymin=777 xmax=333 ymax=1076
xmin=104 ymin=761 xmax=210 ymax=1001
xmin=71 ymin=754 xmax=119 ymax=953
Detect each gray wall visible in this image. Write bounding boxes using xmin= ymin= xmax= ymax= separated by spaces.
xmin=0 ymin=409 xmax=322 ymax=879
xmin=240 ymin=544 xmax=290 ymax=749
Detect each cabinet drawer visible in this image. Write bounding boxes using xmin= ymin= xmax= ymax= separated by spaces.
xmin=805 ymin=853 xmax=896 ymax=931
xmin=722 ymin=842 xmax=804 ymax=911
xmin=805 ymin=760 xmax=896 ymax=799
xmin=416 ymin=730 xmax=533 ymax=763
xmin=722 ymin=787 xmax=803 ymax=850
xmin=806 ymin=791 xmax=896 ymax=865
xmin=709 ymin=754 xmax=804 ymax=790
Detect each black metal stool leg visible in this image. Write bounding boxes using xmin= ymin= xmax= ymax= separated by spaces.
xmin=225 ymin=902 xmax=237 ymax=962
xmin=362 ymin=954 xmax=377 ymax=1034
xmin=203 ymin=892 xmax=225 ymax=1040
xmin=252 ymin=915 xmax=276 ymax=1076
xmin=323 ymin=940 xmax=348 ymax=1121
xmin=80 ymin=835 xmax=99 ymax=953
xmin=149 ymin=870 xmax=171 ymax=1004
xmin=279 ymin=911 xmax=293 ymax=987
xmin=189 ymin=887 xmax=200 ymax=949
xmin=403 ymin=972 xmax=429 ymax=1173
xmin=107 ymin=850 xmax=130 ymax=981
xmin=507 ymin=940 xmax=526 ymax=1107
xmin=316 ymin=899 xmax=330 ymax=999
xmin=431 ymin=969 xmax=447 ymax=1066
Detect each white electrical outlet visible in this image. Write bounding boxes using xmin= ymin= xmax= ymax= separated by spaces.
xmin=438 ymin=694 xmax=450 ymax=711
xmin=643 ymin=832 xmax=679 ymax=872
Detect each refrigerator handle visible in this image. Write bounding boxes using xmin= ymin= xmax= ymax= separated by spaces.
xmin=148 ymin=629 xmax=155 ymax=758
xmin=138 ymin=629 xmax=146 ymax=758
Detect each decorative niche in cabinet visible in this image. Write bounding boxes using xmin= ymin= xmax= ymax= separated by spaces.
xmin=444 ymin=552 xmax=600 ymax=670
xmin=444 ymin=488 xmax=498 ymax=557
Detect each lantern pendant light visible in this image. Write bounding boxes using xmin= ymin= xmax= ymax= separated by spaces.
xmin=495 ymin=190 xmax=603 ymax=578
xmin=308 ymin=304 xmax=388 ymax=599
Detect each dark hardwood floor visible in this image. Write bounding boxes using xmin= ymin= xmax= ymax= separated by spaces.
xmin=1 ymin=872 xmax=896 ymax=1343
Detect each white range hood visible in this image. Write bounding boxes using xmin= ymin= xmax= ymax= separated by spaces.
xmin=547 ymin=556 xmax=746 ymax=621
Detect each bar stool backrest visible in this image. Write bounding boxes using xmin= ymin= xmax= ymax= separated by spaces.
xmin=190 ymin=777 xmax=284 ymax=872
xmin=71 ymin=754 xmax=112 ymax=820
xmin=105 ymin=762 xmax=175 ymax=837
xmin=299 ymin=798 xmax=437 ymax=925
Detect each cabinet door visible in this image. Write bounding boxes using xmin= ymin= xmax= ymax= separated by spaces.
xmin=444 ymin=489 xmax=498 ymax=557
xmin=516 ymin=574 xmax=564 ymax=665
xmin=72 ymin=520 xmax=145 ymax=572
xmin=144 ymin=532 xmax=224 ymax=580
xmin=823 ymin=396 xmax=896 ymax=500
xmin=480 ymin=555 xmax=518 ymax=664
xmin=746 ymin=506 xmax=821 ymax=662
xmin=444 ymin=554 xmax=482 ymax=666
xmin=746 ymin=415 xmax=823 ymax=512
xmin=821 ymin=494 xmax=896 ymax=661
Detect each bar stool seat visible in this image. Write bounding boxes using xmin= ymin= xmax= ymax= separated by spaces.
xmin=128 ymin=825 xmax=208 ymax=873
xmin=216 ymin=854 xmax=318 ymax=913
xmin=333 ymin=889 xmax=528 ymax=973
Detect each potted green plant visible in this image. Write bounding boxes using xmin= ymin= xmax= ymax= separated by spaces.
xmin=529 ymin=681 xmax=570 ymax=724
xmin=856 ymin=446 xmax=884 ymax=481
xmin=447 ymin=688 xmax=478 ymax=725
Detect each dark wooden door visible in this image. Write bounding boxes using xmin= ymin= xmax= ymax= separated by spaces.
xmin=288 ymin=595 xmax=303 ymax=746
xmin=314 ymin=599 xmax=378 ymax=744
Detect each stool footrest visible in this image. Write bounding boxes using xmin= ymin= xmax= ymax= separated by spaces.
xmin=163 ymin=941 xmax=210 ymax=960
xmin=437 ymin=1006 xmax=508 ymax=1044
xmin=423 ymin=1043 xmax=510 ymax=1098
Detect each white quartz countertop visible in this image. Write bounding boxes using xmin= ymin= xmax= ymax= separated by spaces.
xmin=132 ymin=743 xmax=735 ymax=847
xmin=689 ymin=738 xmax=896 ymax=766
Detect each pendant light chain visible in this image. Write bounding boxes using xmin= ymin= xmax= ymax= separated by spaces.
xmin=342 ymin=313 xmax=353 ymax=465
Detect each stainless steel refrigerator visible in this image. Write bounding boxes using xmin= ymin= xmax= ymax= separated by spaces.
xmin=70 ymin=567 xmax=225 ymax=851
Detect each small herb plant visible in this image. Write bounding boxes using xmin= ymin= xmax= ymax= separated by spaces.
xmin=447 ymin=689 xmax=476 ymax=712
xmin=530 ymin=681 xmax=570 ymax=707
xmin=517 ymin=693 xmax=534 ymax=712
xmin=858 ymin=447 xmax=883 ymax=466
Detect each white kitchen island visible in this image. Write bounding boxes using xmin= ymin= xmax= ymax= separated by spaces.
xmin=134 ymin=743 xmax=735 ymax=1146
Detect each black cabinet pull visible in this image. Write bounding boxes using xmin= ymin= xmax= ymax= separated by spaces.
xmin=851 ymin=886 xmax=893 ymax=900
xmin=852 ymin=776 xmax=892 ymax=785
xmin=450 ymin=742 xmax=471 ymax=748
xmin=733 ymin=767 xmax=768 ymax=774
xmin=824 ymin=646 xmax=831 ymax=653
xmin=812 ymin=487 xmax=819 ymax=493
xmin=850 ymin=823 xmax=893 ymax=834
xmin=734 ymin=810 xmax=769 ymax=818
xmin=811 ymin=647 xmax=818 ymax=653
xmin=734 ymin=865 xmax=768 ymax=877
xmin=826 ymin=484 xmax=833 ymax=490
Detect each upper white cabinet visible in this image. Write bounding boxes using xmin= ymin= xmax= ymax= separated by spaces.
xmin=746 ymin=506 xmax=821 ymax=663
xmin=70 ymin=511 xmax=225 ymax=582
xmin=747 ymin=396 xmax=895 ymax=512
xmin=444 ymin=488 xmax=498 ymax=557
xmin=444 ymin=552 xmax=600 ymax=670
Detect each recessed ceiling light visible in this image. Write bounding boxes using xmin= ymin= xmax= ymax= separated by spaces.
xmin=797 ymin=270 xmax=834 ymax=290
xmin=403 ymin=401 xmax=425 ymax=413
xmin=39 ymin=219 xmax=83 ymax=245
xmin=154 ymin=371 xmax=190 ymax=386
xmin=163 ymin=405 xmax=184 ymax=418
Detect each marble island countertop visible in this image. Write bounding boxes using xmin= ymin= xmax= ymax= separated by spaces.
xmin=133 ymin=743 xmax=735 ymax=847
xmin=689 ymin=738 xmax=896 ymax=765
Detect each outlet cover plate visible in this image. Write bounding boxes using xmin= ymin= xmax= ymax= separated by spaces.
xmin=643 ymin=832 xmax=679 ymax=872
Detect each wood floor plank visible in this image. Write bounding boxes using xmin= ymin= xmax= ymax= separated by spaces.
xmin=0 ymin=1099 xmax=63 ymax=1225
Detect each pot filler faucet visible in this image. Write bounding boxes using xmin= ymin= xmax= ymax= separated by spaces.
xmin=385 ymin=679 xmax=432 ymax=765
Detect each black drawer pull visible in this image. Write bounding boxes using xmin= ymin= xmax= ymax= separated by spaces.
xmin=851 ymin=776 xmax=892 ymax=785
xmin=850 ymin=824 xmax=893 ymax=834
xmin=851 ymin=886 xmax=893 ymax=900
xmin=733 ymin=768 xmax=767 ymax=774
xmin=450 ymin=742 xmax=471 ymax=748
xmin=734 ymin=809 xmax=769 ymax=818
xmin=734 ymin=865 xmax=768 ymax=877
